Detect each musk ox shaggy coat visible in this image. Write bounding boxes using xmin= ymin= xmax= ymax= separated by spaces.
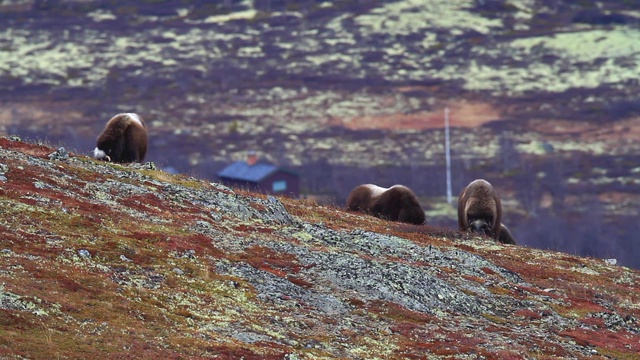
xmin=457 ymin=179 xmax=516 ymax=244
xmin=93 ymin=113 xmax=148 ymax=163
xmin=346 ymin=184 xmax=426 ymax=225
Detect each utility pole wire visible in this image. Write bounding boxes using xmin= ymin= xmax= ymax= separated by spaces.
xmin=445 ymin=107 xmax=452 ymax=204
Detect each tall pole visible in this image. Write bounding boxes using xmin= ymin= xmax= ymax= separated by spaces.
xmin=445 ymin=107 xmax=452 ymax=204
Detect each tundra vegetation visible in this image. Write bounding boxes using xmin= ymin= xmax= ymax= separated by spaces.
xmin=0 ymin=137 xmax=638 ymax=358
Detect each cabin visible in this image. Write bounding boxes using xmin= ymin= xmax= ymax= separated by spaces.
xmin=217 ymin=153 xmax=300 ymax=197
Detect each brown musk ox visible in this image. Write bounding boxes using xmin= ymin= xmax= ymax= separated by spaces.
xmin=346 ymin=184 xmax=426 ymax=225
xmin=457 ymin=179 xmax=516 ymax=244
xmin=93 ymin=113 xmax=148 ymax=163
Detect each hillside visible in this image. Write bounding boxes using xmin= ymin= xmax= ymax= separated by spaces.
xmin=1 ymin=137 xmax=639 ymax=358
xmin=0 ymin=0 xmax=640 ymax=269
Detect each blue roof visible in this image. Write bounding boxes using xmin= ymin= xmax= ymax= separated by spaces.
xmin=217 ymin=161 xmax=279 ymax=182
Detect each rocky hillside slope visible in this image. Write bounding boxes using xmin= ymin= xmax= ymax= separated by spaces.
xmin=1 ymin=137 xmax=639 ymax=359
xmin=0 ymin=0 xmax=639 ymax=267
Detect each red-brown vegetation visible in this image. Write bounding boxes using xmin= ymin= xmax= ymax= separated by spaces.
xmin=0 ymin=138 xmax=638 ymax=358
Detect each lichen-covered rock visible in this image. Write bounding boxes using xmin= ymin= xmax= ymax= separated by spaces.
xmin=48 ymin=147 xmax=69 ymax=161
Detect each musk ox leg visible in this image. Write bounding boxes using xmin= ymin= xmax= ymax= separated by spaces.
xmin=126 ymin=124 xmax=147 ymax=162
xmin=398 ymin=207 xmax=426 ymax=225
xmin=497 ymin=223 xmax=516 ymax=244
xmin=396 ymin=188 xmax=426 ymax=225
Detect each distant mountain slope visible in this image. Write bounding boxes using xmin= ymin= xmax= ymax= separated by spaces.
xmin=1 ymin=0 xmax=638 ymax=182
xmin=1 ymin=0 xmax=639 ymax=166
xmin=1 ymin=136 xmax=639 ymax=358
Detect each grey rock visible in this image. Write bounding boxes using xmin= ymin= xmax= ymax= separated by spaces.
xmin=33 ymin=181 xmax=47 ymax=189
xmin=265 ymin=195 xmax=296 ymax=224
xmin=217 ymin=262 xmax=348 ymax=316
xmin=232 ymin=331 xmax=274 ymax=344
xmin=0 ymin=291 xmax=29 ymax=311
xmin=209 ymin=182 xmax=234 ymax=192
xmin=306 ymin=250 xmax=487 ymax=316
xmin=48 ymin=147 xmax=69 ymax=161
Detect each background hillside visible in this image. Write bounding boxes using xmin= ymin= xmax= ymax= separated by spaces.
xmin=0 ymin=136 xmax=639 ymax=358
xmin=0 ymin=0 xmax=639 ymax=268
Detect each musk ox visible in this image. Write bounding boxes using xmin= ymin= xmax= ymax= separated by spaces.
xmin=457 ymin=179 xmax=516 ymax=244
xmin=94 ymin=113 xmax=147 ymax=163
xmin=346 ymin=184 xmax=426 ymax=225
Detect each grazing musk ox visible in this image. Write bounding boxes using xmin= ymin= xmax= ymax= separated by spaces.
xmin=457 ymin=179 xmax=516 ymax=244
xmin=346 ymin=184 xmax=426 ymax=225
xmin=93 ymin=113 xmax=148 ymax=163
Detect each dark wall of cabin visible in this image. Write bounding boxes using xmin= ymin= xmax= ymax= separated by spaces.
xmin=262 ymin=171 xmax=300 ymax=198
xmin=218 ymin=178 xmax=260 ymax=193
